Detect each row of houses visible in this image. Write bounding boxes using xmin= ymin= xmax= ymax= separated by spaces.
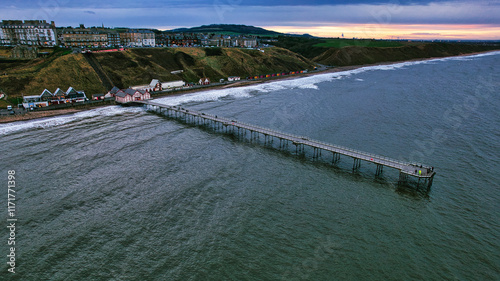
xmin=246 ymin=70 xmax=307 ymax=80
xmin=200 ymin=34 xmax=258 ymax=48
xmin=20 ymin=86 xmax=152 ymax=108
xmin=22 ymin=87 xmax=88 ymax=108
xmin=0 ymin=20 xmax=261 ymax=48
xmin=59 ymin=25 xmax=156 ymax=48
xmin=0 ymin=21 xmax=156 ymax=48
xmin=19 ymin=75 xmax=242 ymax=109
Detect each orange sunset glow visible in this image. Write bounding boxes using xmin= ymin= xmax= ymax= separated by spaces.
xmin=267 ymin=24 xmax=500 ymax=40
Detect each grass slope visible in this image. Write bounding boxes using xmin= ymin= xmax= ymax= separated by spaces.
xmin=0 ymin=47 xmax=101 ymax=100
xmin=314 ymin=38 xmax=404 ymax=48
xmin=275 ymin=36 xmax=500 ymax=66
xmin=23 ymin=54 xmax=105 ymax=96
xmin=0 ymin=46 xmax=315 ymax=103
xmin=94 ymin=47 xmax=315 ymax=88
xmin=314 ymin=43 xmax=500 ymax=66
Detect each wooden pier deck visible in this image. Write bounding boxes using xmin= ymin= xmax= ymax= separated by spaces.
xmin=136 ymin=100 xmax=436 ymax=190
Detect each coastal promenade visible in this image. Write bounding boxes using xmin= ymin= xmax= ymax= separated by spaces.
xmin=137 ymin=100 xmax=436 ymax=190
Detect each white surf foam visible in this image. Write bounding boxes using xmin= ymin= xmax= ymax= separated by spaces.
xmin=0 ymin=106 xmax=144 ymax=135
xmin=153 ymin=53 xmax=488 ymax=107
xmin=4 ymin=51 xmax=497 ymax=135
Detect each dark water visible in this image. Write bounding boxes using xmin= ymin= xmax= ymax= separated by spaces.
xmin=1 ymin=52 xmax=499 ymax=280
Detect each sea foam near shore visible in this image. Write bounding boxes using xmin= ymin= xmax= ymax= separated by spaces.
xmin=0 ymin=106 xmax=144 ymax=135
xmin=2 ymin=51 xmax=498 ymax=135
xmin=154 ymin=51 xmax=499 ymax=107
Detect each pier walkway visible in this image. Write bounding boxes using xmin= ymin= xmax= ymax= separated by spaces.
xmin=136 ymin=100 xmax=436 ymax=190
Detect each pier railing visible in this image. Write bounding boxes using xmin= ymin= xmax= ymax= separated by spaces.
xmin=135 ymin=100 xmax=436 ymax=190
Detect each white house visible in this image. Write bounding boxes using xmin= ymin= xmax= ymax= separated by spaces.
xmin=22 ymin=95 xmax=48 ymax=108
xmin=131 ymin=79 xmax=185 ymax=92
xmin=161 ymin=80 xmax=185 ymax=89
xmin=228 ymin=76 xmax=241 ymax=82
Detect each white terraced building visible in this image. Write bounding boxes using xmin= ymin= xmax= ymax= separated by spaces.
xmin=0 ymin=20 xmax=57 ymax=47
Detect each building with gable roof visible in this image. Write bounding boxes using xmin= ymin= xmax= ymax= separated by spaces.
xmin=106 ymin=86 xmax=121 ymax=98
xmin=53 ymin=88 xmax=65 ymax=99
xmin=40 ymin=89 xmax=53 ymax=101
xmin=115 ymin=88 xmax=151 ymax=103
xmin=65 ymin=87 xmax=87 ymax=102
xmin=198 ymin=78 xmax=211 ymax=85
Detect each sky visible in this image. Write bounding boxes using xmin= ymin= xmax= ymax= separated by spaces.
xmin=2 ymin=0 xmax=500 ymax=40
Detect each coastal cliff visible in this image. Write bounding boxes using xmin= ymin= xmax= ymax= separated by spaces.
xmin=0 ymin=47 xmax=314 ymax=102
xmin=0 ymin=42 xmax=498 ymax=107
xmin=313 ymin=42 xmax=499 ymax=66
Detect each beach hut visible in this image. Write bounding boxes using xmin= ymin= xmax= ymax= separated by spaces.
xmin=198 ymin=78 xmax=211 ymax=85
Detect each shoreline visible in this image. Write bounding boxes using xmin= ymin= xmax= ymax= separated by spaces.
xmin=1 ymin=50 xmax=498 ymax=125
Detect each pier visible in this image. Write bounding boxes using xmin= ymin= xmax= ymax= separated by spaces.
xmin=136 ymin=100 xmax=436 ymax=190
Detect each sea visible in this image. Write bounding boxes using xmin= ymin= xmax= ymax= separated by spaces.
xmin=1 ymin=51 xmax=499 ymax=281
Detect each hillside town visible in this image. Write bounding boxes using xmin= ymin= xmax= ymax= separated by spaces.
xmin=0 ymin=20 xmax=259 ymax=49
xmin=0 ymin=20 xmax=315 ymax=112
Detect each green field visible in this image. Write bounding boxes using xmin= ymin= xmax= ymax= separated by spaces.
xmin=314 ymin=38 xmax=404 ymax=48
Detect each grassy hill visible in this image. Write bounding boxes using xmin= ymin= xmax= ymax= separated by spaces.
xmin=274 ymin=36 xmax=500 ymax=66
xmin=313 ymin=43 xmax=500 ymax=66
xmin=94 ymin=47 xmax=315 ymax=89
xmin=169 ymin=24 xmax=282 ymax=36
xmin=1 ymin=40 xmax=498 ymax=107
xmin=0 ymin=46 xmax=315 ymax=101
xmin=0 ymin=47 xmax=105 ymax=104
xmin=314 ymin=38 xmax=404 ymax=48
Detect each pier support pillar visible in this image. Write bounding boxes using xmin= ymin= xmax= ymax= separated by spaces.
xmin=427 ymin=173 xmax=435 ymax=191
xmin=352 ymin=158 xmax=361 ymax=171
xmin=332 ymin=152 xmax=340 ymax=165
xmin=398 ymin=171 xmax=408 ymax=185
xmin=375 ymin=164 xmax=383 ymax=176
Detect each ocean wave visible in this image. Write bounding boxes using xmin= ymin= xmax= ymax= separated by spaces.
xmin=3 ymin=51 xmax=497 ymax=134
xmin=0 ymin=106 xmax=143 ymax=135
xmin=153 ymin=61 xmax=437 ymax=107
xmin=425 ymin=50 xmax=500 ymax=63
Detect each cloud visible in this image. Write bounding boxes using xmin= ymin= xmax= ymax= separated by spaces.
xmin=411 ymin=32 xmax=441 ymax=35
xmin=0 ymin=1 xmax=499 ymax=40
xmin=6 ymin=0 xmax=487 ymax=8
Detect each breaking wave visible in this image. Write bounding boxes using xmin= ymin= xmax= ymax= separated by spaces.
xmin=0 ymin=106 xmax=143 ymax=135
xmin=154 ymin=51 xmax=500 ymax=107
xmin=2 ymin=50 xmax=498 ymax=135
